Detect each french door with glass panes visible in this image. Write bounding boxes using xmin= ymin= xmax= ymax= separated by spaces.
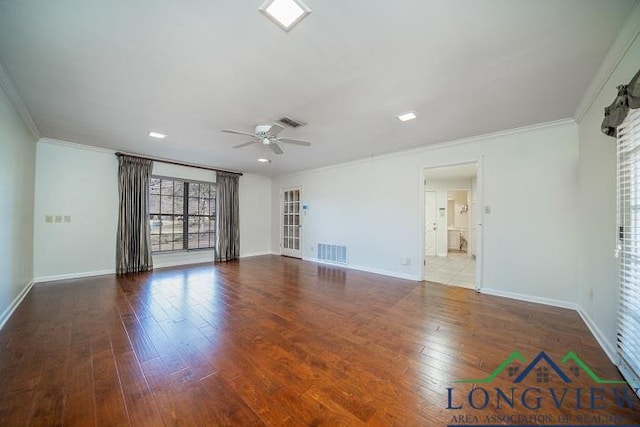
xmin=281 ymin=187 xmax=302 ymax=258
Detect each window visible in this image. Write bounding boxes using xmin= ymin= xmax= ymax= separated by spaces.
xmin=149 ymin=177 xmax=216 ymax=253
xmin=616 ymin=108 xmax=640 ymax=389
xmin=535 ymin=367 xmax=549 ymax=384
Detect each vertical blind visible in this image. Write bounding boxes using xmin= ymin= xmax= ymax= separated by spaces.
xmin=617 ymin=107 xmax=640 ymax=389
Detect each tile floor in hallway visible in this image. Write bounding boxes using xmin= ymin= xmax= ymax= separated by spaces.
xmin=424 ymin=251 xmax=475 ymax=288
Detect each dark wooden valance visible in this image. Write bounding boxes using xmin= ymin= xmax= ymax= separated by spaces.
xmin=602 ymin=68 xmax=640 ymax=138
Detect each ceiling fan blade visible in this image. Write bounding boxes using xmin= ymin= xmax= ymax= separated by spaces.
xmin=222 ymin=129 xmax=256 ymax=137
xmin=269 ymin=142 xmax=284 ymax=155
xmin=233 ymin=141 xmax=258 ymax=149
xmin=268 ymin=123 xmax=285 ymax=136
xmin=278 ymin=138 xmax=311 ymax=147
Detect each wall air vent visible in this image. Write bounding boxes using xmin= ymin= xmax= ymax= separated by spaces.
xmin=317 ymin=243 xmax=348 ymax=264
xmin=278 ymin=116 xmax=306 ymax=128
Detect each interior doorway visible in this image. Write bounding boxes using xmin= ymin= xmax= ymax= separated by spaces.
xmin=422 ymin=162 xmax=482 ymax=290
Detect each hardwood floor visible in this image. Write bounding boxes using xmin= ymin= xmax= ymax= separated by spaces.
xmin=0 ymin=255 xmax=638 ymax=426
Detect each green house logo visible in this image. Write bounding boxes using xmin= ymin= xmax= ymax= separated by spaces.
xmin=454 ymin=351 xmax=626 ymax=385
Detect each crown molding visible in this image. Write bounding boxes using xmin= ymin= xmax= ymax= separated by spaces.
xmin=574 ymin=1 xmax=640 ymax=123
xmin=39 ymin=138 xmax=273 ymax=179
xmin=275 ymin=118 xmax=575 ymax=179
xmin=239 ymin=172 xmax=272 ymax=181
xmin=0 ymin=59 xmax=40 ymax=140
xmin=38 ymin=137 xmax=117 ymax=154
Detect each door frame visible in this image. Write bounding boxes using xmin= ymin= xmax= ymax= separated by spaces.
xmin=420 ymin=158 xmax=484 ymax=291
xmin=280 ymin=185 xmax=303 ymax=258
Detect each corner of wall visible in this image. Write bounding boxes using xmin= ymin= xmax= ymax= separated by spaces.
xmin=0 ymin=77 xmax=37 ymax=330
xmin=0 ymin=59 xmax=40 ymax=139
xmin=0 ymin=280 xmax=35 ymax=330
xmin=576 ymin=305 xmax=618 ymax=364
xmin=574 ymin=3 xmax=640 ymax=366
xmin=574 ymin=2 xmax=640 ymax=122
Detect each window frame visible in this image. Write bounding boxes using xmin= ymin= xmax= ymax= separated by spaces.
xmin=149 ymin=175 xmax=216 ymax=253
xmin=616 ymin=108 xmax=640 ymax=391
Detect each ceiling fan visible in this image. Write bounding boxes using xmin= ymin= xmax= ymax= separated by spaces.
xmin=222 ymin=123 xmax=311 ymax=155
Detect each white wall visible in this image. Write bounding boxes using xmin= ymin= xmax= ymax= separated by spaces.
xmin=425 ymin=178 xmax=472 ymax=257
xmin=239 ymin=174 xmax=272 ymax=257
xmin=34 ymin=139 xmax=272 ymax=279
xmin=577 ymin=31 xmax=640 ymax=357
xmin=34 ymin=141 xmax=119 ymax=279
xmin=272 ymin=121 xmax=580 ymax=305
xmin=0 ymin=85 xmax=36 ymax=326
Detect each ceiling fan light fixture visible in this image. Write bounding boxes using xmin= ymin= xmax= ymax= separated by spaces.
xmin=259 ymin=0 xmax=311 ymax=31
xmin=397 ymin=112 xmax=418 ymax=122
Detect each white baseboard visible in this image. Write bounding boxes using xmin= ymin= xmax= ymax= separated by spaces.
xmin=302 ymin=257 xmax=420 ymax=281
xmin=0 ymin=280 xmax=35 ymax=330
xmin=577 ymin=305 xmax=618 ymax=365
xmin=239 ymin=251 xmax=272 ymax=258
xmin=35 ymin=269 xmax=114 ymax=283
xmin=480 ymin=287 xmax=578 ymax=310
xmin=480 ymin=288 xmax=618 ymax=365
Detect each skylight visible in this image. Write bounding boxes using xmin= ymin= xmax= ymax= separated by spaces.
xmin=259 ymin=0 xmax=311 ymax=31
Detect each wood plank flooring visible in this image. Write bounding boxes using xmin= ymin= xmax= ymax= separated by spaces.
xmin=0 ymin=255 xmax=638 ymax=426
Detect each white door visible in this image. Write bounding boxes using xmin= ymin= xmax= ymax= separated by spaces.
xmin=424 ymin=191 xmax=437 ymax=256
xmin=281 ymin=187 xmax=302 ymax=258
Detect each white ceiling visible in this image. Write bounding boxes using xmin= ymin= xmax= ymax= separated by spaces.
xmin=0 ymin=0 xmax=635 ymax=176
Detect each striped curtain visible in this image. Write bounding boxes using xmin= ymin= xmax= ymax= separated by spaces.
xmin=215 ymin=171 xmax=240 ymax=261
xmin=116 ymin=155 xmax=154 ymax=274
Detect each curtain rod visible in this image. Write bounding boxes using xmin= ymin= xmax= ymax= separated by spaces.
xmin=115 ymin=152 xmax=243 ymax=176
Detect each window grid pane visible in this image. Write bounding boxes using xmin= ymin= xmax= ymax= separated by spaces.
xmin=149 ymin=177 xmax=216 ymax=253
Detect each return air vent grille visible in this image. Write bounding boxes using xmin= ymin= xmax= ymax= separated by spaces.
xmin=278 ymin=116 xmax=306 ymax=128
xmin=317 ymin=243 xmax=348 ymax=264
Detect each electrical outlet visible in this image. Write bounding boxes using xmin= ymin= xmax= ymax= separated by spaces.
xmin=484 ymin=206 xmax=492 ymax=214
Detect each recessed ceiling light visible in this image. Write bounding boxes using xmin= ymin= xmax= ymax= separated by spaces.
xmin=397 ymin=112 xmax=418 ymax=122
xmin=259 ymin=0 xmax=311 ymax=31
xmin=258 ymin=158 xmax=270 ymax=163
xmin=148 ymin=132 xmax=167 ymax=139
